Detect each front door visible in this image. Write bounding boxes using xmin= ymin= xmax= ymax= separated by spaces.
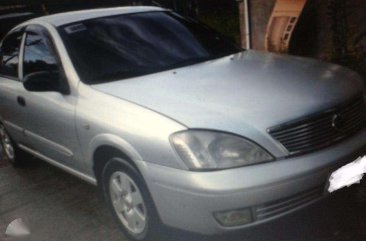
xmin=17 ymin=24 xmax=81 ymax=169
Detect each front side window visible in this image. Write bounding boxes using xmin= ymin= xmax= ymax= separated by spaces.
xmin=23 ymin=30 xmax=60 ymax=81
xmin=0 ymin=31 xmax=23 ymax=79
xmin=58 ymin=11 xmax=241 ymax=84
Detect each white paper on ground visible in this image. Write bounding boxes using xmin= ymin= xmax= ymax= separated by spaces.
xmin=5 ymin=218 xmax=30 ymax=237
xmin=328 ymin=155 xmax=366 ymax=193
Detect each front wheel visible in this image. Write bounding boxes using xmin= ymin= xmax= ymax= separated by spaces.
xmin=102 ymin=159 xmax=163 ymax=241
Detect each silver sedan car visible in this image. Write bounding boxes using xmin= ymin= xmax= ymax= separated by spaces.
xmin=0 ymin=6 xmax=365 ymax=241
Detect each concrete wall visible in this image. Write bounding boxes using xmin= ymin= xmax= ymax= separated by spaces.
xmin=243 ymin=0 xmax=366 ymax=60
xmin=243 ymin=0 xmax=366 ymax=78
xmin=250 ymin=0 xmax=276 ymax=50
xmin=290 ymin=0 xmax=366 ymax=73
xmin=238 ymin=0 xmax=276 ymax=50
xmin=289 ymin=0 xmax=332 ymax=59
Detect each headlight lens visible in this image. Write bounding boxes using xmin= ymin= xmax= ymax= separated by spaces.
xmin=170 ymin=130 xmax=273 ymax=170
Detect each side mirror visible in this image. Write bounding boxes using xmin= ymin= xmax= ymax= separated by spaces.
xmin=23 ymin=71 xmax=70 ymax=94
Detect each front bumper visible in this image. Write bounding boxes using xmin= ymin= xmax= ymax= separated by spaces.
xmin=138 ymin=129 xmax=366 ymax=235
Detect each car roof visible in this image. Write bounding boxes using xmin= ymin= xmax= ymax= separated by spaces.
xmin=23 ymin=6 xmax=165 ymax=27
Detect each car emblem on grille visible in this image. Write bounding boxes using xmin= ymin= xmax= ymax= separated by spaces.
xmin=332 ymin=114 xmax=345 ymax=131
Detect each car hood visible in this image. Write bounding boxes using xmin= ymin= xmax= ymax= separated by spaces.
xmin=92 ymin=50 xmax=364 ymax=154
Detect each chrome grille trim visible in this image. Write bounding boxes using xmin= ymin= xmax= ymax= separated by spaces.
xmin=268 ymin=96 xmax=366 ymax=155
xmin=255 ymin=186 xmax=324 ymax=220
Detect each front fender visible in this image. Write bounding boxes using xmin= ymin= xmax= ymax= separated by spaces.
xmin=87 ymin=134 xmax=143 ymax=165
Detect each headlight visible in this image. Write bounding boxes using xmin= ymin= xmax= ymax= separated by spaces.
xmin=170 ymin=130 xmax=274 ymax=170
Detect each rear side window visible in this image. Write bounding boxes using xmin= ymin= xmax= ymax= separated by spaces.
xmin=0 ymin=31 xmax=23 ymax=79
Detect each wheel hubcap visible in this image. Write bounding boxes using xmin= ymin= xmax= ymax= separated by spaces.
xmin=0 ymin=125 xmax=14 ymax=160
xmin=109 ymin=171 xmax=147 ymax=235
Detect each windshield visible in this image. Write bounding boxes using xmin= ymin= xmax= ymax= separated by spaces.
xmin=58 ymin=11 xmax=241 ymax=84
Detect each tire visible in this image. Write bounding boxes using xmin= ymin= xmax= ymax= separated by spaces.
xmin=0 ymin=123 xmax=28 ymax=168
xmin=102 ymin=158 xmax=163 ymax=241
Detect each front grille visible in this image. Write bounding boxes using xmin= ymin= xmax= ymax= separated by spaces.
xmin=268 ymin=96 xmax=366 ymax=155
xmin=255 ymin=186 xmax=324 ymax=220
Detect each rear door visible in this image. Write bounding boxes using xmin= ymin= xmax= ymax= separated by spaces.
xmin=0 ymin=29 xmax=25 ymax=142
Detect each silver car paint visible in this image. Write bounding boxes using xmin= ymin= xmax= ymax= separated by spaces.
xmin=140 ymin=132 xmax=366 ymax=234
xmin=0 ymin=7 xmax=365 ymax=235
xmin=0 ymin=79 xmax=23 ymax=141
xmin=16 ymin=29 xmax=78 ymax=164
xmin=3 ymin=21 xmax=90 ymax=176
xmin=75 ymin=82 xmax=188 ymax=175
xmin=11 ymin=19 xmax=188 ymax=177
xmin=93 ymin=50 xmax=364 ymax=158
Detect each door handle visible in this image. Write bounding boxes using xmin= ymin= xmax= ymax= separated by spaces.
xmin=17 ymin=96 xmax=26 ymax=107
